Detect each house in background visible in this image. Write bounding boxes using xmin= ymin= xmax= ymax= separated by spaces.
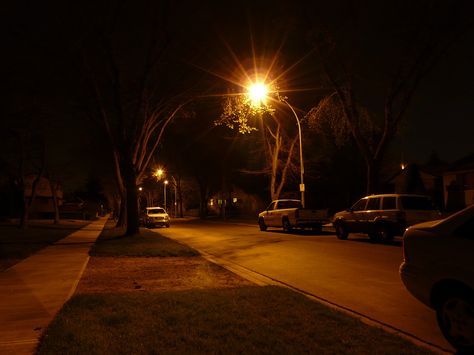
xmin=443 ymin=153 xmax=474 ymax=211
xmin=386 ymin=163 xmax=445 ymax=210
xmin=208 ymin=186 xmax=265 ymax=218
xmin=387 ymin=153 xmax=474 ymax=212
xmin=24 ymin=175 xmax=63 ymax=218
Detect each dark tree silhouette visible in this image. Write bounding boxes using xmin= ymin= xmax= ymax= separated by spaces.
xmin=217 ymin=95 xmax=299 ymax=201
xmin=305 ymin=1 xmax=472 ymax=194
xmin=77 ymin=1 xmax=200 ymax=235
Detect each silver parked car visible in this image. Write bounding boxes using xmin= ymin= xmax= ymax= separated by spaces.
xmin=141 ymin=207 xmax=170 ymax=228
xmin=400 ymin=205 xmax=474 ymax=353
xmin=333 ymin=194 xmax=440 ymax=243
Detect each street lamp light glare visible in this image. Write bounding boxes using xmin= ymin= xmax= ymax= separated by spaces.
xmin=242 ymin=73 xmax=306 ymax=207
xmin=248 ymin=82 xmax=268 ymax=106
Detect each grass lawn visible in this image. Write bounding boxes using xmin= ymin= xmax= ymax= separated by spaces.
xmin=90 ymin=222 xmax=199 ymax=257
xmin=38 ymin=286 xmax=433 ymax=355
xmin=37 ymin=221 xmax=434 ymax=354
xmin=0 ymin=219 xmax=90 ymax=271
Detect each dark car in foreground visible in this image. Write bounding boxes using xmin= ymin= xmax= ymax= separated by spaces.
xmin=400 ymin=205 xmax=474 ymax=353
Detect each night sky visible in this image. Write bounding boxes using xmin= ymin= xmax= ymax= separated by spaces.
xmin=1 ymin=0 xmax=474 ymax=193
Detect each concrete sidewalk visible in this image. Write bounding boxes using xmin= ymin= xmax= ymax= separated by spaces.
xmin=0 ymin=217 xmax=109 ymax=355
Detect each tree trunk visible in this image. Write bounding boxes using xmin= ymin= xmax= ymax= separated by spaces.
xmin=197 ymin=179 xmax=208 ymax=219
xmin=366 ymin=159 xmax=381 ymax=195
xmin=19 ymin=173 xmax=43 ymax=229
xmin=269 ymin=129 xmax=281 ymax=201
xmin=19 ymin=191 xmax=29 ymax=229
xmin=121 ymin=159 xmax=139 ymax=236
xmin=177 ymin=177 xmax=183 ymax=218
xmin=125 ymin=185 xmax=139 ymax=236
xmin=116 ymin=195 xmax=126 ymax=228
xmin=49 ymin=178 xmax=60 ymax=225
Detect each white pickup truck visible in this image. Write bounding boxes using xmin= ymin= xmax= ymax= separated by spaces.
xmin=258 ymin=199 xmax=329 ymax=233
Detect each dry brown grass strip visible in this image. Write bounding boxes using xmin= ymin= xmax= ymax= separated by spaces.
xmin=76 ymin=256 xmax=255 ymax=294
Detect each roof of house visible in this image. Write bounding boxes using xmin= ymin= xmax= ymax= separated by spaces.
xmin=445 ymin=153 xmax=474 ymax=173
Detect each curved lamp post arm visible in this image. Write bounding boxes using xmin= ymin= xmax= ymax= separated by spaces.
xmin=247 ymin=83 xmax=306 ymax=208
xmin=280 ymin=97 xmax=305 ymax=208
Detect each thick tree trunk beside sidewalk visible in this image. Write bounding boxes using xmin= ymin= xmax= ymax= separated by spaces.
xmin=48 ymin=177 xmax=61 ymax=225
xmin=19 ymin=169 xmax=44 ymax=229
xmin=121 ymin=158 xmax=139 ymax=236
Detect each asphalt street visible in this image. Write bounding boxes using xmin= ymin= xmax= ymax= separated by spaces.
xmin=158 ymin=219 xmax=454 ymax=353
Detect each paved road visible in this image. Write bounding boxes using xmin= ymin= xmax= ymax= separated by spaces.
xmin=158 ymin=219 xmax=454 ymax=353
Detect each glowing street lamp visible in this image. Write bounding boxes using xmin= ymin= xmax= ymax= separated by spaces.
xmin=154 ymin=167 xmax=177 ymax=215
xmin=247 ymin=82 xmax=306 ymax=208
xmin=155 ymin=168 xmax=164 ymax=179
xmin=248 ymin=83 xmax=268 ymax=106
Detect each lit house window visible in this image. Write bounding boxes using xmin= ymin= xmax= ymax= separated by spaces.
xmin=209 ymin=199 xmax=214 ymax=206
xmin=233 ymin=197 xmax=238 ymax=203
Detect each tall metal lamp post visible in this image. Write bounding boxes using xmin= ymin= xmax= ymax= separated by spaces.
xmin=164 ymin=180 xmax=169 ymax=210
xmin=155 ymin=167 xmax=179 ymax=216
xmin=247 ymin=83 xmax=305 ymax=207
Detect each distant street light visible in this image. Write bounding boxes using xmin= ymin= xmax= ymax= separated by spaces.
xmin=247 ymin=82 xmax=306 ymax=207
xmin=154 ymin=166 xmax=178 ymax=216
xmin=155 ymin=168 xmax=164 ymax=179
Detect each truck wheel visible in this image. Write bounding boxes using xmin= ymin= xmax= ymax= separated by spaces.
xmin=282 ymin=218 xmax=293 ymax=232
xmin=375 ymin=223 xmax=393 ymax=243
xmin=335 ymin=222 xmax=348 ymax=240
xmin=258 ymin=218 xmax=267 ymax=231
xmin=368 ymin=232 xmax=380 ymax=243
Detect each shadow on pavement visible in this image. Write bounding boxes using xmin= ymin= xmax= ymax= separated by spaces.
xmin=264 ymin=230 xmax=335 ymax=237
xmin=339 ymin=235 xmax=403 ymax=247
